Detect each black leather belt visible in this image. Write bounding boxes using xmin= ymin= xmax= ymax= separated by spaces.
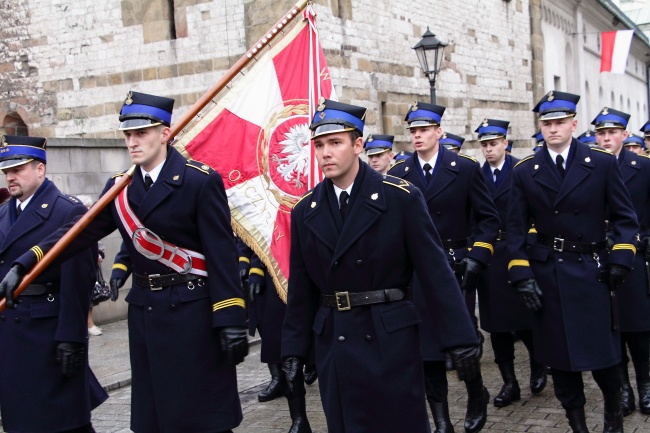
xmin=496 ymin=230 xmax=506 ymax=241
xmin=22 ymin=283 xmax=59 ymax=296
xmin=134 ymin=273 xmax=200 ymax=291
xmin=321 ymin=288 xmax=407 ymax=311
xmin=441 ymin=239 xmax=468 ymax=250
xmin=537 ymin=233 xmax=606 ymax=253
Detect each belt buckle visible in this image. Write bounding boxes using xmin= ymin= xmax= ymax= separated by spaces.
xmin=335 ymin=291 xmax=351 ymax=311
xmin=148 ymin=274 xmax=163 ymax=291
xmin=553 ymin=237 xmax=565 ymax=252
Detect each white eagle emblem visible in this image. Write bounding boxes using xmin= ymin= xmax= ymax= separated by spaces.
xmin=272 ymin=123 xmax=311 ymax=188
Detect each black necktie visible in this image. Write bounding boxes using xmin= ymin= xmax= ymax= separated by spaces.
xmin=339 ymin=191 xmax=349 ymax=222
xmin=556 ymin=155 xmax=565 ymax=178
xmin=493 ymin=168 xmax=500 ymax=183
xmin=16 ymin=205 xmax=21 ymax=217
xmin=423 ymin=163 xmax=432 ymax=184
xmin=144 ymin=174 xmax=154 ymax=191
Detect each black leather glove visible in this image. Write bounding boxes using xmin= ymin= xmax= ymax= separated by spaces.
xmin=642 ymin=236 xmax=650 ymax=262
xmin=219 ymin=326 xmax=249 ymax=365
xmin=247 ymin=273 xmax=265 ymax=302
xmin=607 ymin=264 xmax=629 ymax=291
xmin=109 ymin=278 xmax=124 ymax=302
xmin=514 ymin=278 xmax=542 ymax=311
xmin=282 ymin=356 xmax=306 ymax=398
xmin=447 ymin=345 xmax=481 ymax=382
xmin=0 ymin=264 xmax=25 ymax=309
xmin=459 ymin=257 xmax=484 ymax=290
xmin=56 ymin=342 xmax=85 ymax=377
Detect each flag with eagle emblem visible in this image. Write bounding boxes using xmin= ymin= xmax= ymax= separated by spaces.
xmin=173 ymin=6 xmax=334 ymax=301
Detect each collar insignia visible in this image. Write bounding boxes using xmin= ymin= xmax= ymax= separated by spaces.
xmin=173 ymin=175 xmax=180 ymax=180
xmin=41 ymin=204 xmax=48 ymax=208
xmin=585 ymin=157 xmax=591 ymax=163
xmin=451 ymin=161 xmax=456 ymax=166
xmin=371 ymin=193 xmax=378 ymax=200
xmin=534 ymin=164 xmax=539 ymax=170
xmin=311 ymin=202 xmax=316 ymax=208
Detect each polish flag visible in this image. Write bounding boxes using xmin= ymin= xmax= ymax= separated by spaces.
xmin=173 ymin=7 xmax=334 ymax=301
xmin=600 ymin=30 xmax=634 ymax=74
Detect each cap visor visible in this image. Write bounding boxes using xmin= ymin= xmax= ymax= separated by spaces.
xmin=538 ymin=112 xmax=575 ymax=121
xmin=312 ymin=124 xmax=355 ymax=139
xmin=119 ymin=119 xmax=162 ymax=131
xmin=0 ymin=158 xmax=34 ymax=170
xmin=365 ymin=147 xmax=391 ymax=155
xmin=407 ymin=120 xmax=439 ymax=129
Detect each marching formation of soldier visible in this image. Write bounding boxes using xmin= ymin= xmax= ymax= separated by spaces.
xmin=0 ymin=84 xmax=648 ymax=433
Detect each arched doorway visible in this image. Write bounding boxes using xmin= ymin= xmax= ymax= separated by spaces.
xmin=2 ymin=113 xmax=28 ymax=136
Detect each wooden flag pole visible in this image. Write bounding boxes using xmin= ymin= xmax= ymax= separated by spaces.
xmin=0 ymin=1 xmax=310 ymax=313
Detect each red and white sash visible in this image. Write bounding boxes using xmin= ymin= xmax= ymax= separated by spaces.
xmin=115 ymin=186 xmax=207 ymax=277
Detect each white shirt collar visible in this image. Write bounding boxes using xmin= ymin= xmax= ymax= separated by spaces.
xmin=141 ymin=160 xmax=165 ymax=183
xmin=418 ymin=153 xmax=438 ymax=172
xmin=17 ymin=195 xmax=33 ymax=211
xmin=491 ymin=159 xmax=505 ymax=174
xmin=333 ymin=183 xmax=353 ymax=205
xmin=546 ymin=147 xmax=569 ymax=167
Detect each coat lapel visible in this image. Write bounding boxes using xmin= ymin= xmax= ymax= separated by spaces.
xmin=554 ymin=142 xmax=593 ymax=207
xmin=135 ymin=149 xmax=185 ymax=221
xmin=303 ymin=182 xmax=339 ymax=253
xmin=619 ymin=148 xmax=639 ymax=183
xmin=426 ymin=149 xmax=458 ymax=201
xmin=332 ymin=164 xmax=386 ymax=262
xmin=532 ymin=148 xmax=561 ymax=194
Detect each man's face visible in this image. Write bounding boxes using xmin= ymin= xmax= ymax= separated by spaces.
xmin=409 ymin=125 xmax=442 ymax=156
xmin=595 ymin=127 xmax=628 ymax=156
xmin=625 ymin=144 xmax=644 ymax=155
xmin=645 ymin=137 xmax=650 ymax=151
xmin=367 ymin=150 xmax=394 ymax=174
xmin=480 ymin=137 xmax=508 ymax=166
xmin=314 ymin=131 xmax=363 ymax=187
xmin=3 ymin=162 xmax=45 ymax=200
xmin=123 ymin=125 xmax=171 ymax=172
xmin=539 ymin=116 xmax=577 ymax=150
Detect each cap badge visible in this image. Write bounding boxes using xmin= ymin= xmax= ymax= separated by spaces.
xmin=586 ymin=131 xmax=592 ymax=137
xmin=411 ymin=102 xmax=419 ymax=112
xmin=371 ymin=193 xmax=378 ymax=200
xmin=602 ymin=107 xmax=609 ymax=115
xmin=318 ymin=112 xmax=326 ymax=120
xmin=311 ymin=202 xmax=316 ymax=208
xmin=547 ymin=91 xmax=554 ymax=101
xmin=367 ymin=135 xmax=374 ymax=142
xmin=316 ymin=98 xmax=326 ymax=112
xmin=0 ymin=136 xmax=6 ymax=148
xmin=482 ymin=119 xmax=489 ymax=127
xmin=442 ymin=133 xmax=447 ymax=139
xmin=585 ymin=157 xmax=591 ymax=163
xmin=125 ymin=91 xmax=133 ymax=105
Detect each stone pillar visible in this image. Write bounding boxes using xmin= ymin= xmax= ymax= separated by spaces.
xmin=529 ymin=0 xmax=545 ymax=104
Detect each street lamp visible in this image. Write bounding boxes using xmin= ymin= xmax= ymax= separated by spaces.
xmin=412 ymin=27 xmax=447 ymax=104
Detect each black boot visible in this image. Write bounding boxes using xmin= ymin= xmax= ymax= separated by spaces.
xmin=603 ymin=390 xmax=624 ymax=433
xmin=493 ymin=361 xmax=521 ymax=407
xmin=637 ymin=381 xmax=650 ymax=415
xmin=287 ymin=397 xmax=312 ymax=433
xmin=303 ymin=364 xmax=317 ymax=385
xmin=619 ymin=364 xmax=636 ymax=416
xmin=529 ymin=358 xmax=547 ymax=395
xmin=428 ymin=398 xmax=455 ymax=433
xmin=258 ymin=363 xmax=285 ymax=402
xmin=464 ymin=378 xmax=489 ymax=433
xmin=565 ymin=407 xmax=589 ymax=433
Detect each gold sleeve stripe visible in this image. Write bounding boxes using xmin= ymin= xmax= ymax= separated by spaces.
xmin=473 ymin=242 xmax=494 ymax=255
xmin=508 ymin=259 xmax=530 ymax=270
xmin=528 ymin=227 xmax=537 ymax=234
xmin=213 ymin=298 xmax=246 ymax=312
xmin=31 ymin=246 xmax=44 ymax=262
xmin=612 ymin=244 xmax=637 ymax=254
xmin=250 ymin=267 xmax=265 ymax=276
xmin=112 ymin=263 xmax=129 ymax=271
xmin=239 ymin=257 xmax=250 ymax=264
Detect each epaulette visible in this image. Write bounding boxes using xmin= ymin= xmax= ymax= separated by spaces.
xmin=591 ymin=147 xmax=614 ymax=156
xmin=186 ymin=159 xmax=214 ymax=174
xmin=640 ymin=153 xmax=650 ymax=159
xmin=514 ymin=155 xmax=534 ymax=167
xmin=293 ymin=190 xmax=314 ymax=208
xmin=383 ymin=175 xmax=411 ymax=193
xmin=111 ymin=172 xmax=126 ymax=179
xmin=66 ymin=195 xmax=80 ymax=204
xmin=459 ymin=154 xmax=478 ymax=163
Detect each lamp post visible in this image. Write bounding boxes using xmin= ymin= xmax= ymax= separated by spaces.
xmin=412 ymin=27 xmax=448 ymax=104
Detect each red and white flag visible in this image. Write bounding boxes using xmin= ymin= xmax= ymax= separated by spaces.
xmin=600 ymin=30 xmax=634 ymax=74
xmin=173 ymin=6 xmax=334 ymax=301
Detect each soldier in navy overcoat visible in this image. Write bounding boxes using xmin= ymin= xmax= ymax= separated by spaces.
xmin=282 ymin=99 xmax=481 ymax=433
xmin=475 ymin=119 xmax=547 ymax=409
xmin=592 ymin=107 xmax=650 ymax=417
xmin=0 ymin=92 xmax=249 ymax=433
xmin=507 ymin=91 xmax=638 ymax=432
xmin=0 ymin=135 xmax=107 ymax=433
xmin=387 ymin=102 xmax=499 ymax=433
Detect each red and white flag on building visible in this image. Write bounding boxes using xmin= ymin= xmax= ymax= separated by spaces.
xmin=173 ymin=6 xmax=334 ymax=301
xmin=600 ymin=30 xmax=634 ymax=74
